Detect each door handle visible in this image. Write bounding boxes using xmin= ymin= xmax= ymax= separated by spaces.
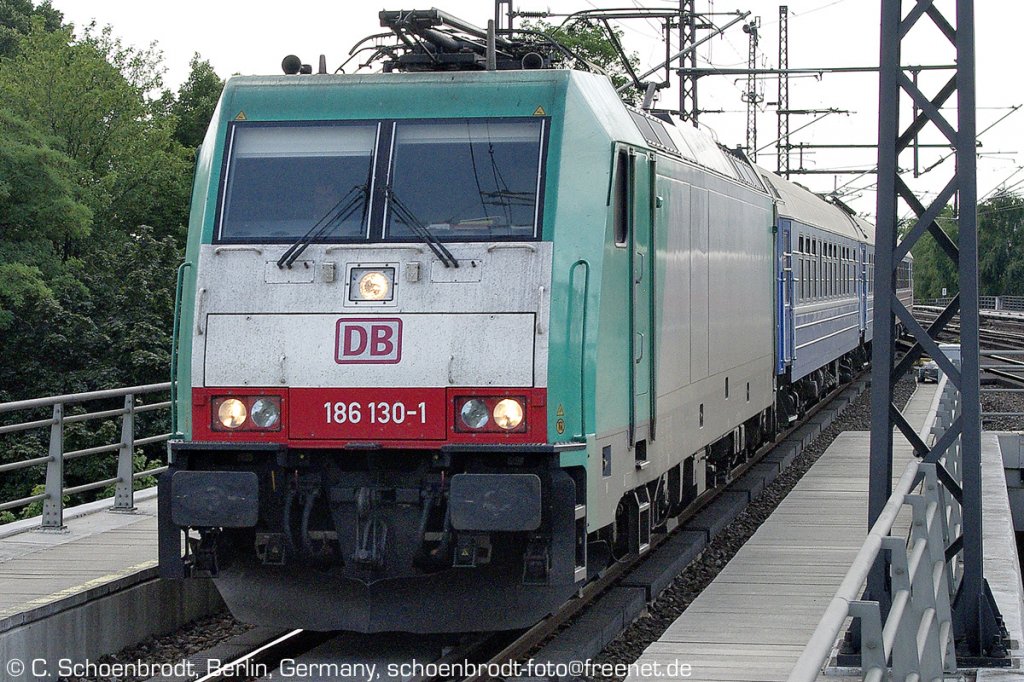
xmin=195 ymin=287 xmax=207 ymax=336
xmin=634 ymin=252 xmax=644 ymax=283
xmin=635 ymin=332 xmax=644 ymax=363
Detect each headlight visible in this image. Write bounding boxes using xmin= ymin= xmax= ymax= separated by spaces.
xmin=454 ymin=396 xmax=527 ymax=433
xmin=218 ymin=398 xmax=247 ymax=429
xmin=250 ymin=397 xmax=281 ymax=428
xmin=460 ymin=399 xmax=490 ymax=429
xmin=350 ymin=267 xmax=395 ymax=301
xmin=493 ymin=399 xmax=524 ymax=430
xmin=212 ymin=395 xmax=283 ymax=432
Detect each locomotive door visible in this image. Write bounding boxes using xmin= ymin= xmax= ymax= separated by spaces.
xmin=629 ymin=151 xmax=655 ymax=448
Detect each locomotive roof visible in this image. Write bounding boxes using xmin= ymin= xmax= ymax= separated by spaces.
xmin=757 ymin=168 xmax=875 ymax=243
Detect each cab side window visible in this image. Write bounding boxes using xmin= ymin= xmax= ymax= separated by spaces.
xmin=613 ymin=150 xmax=630 ymax=246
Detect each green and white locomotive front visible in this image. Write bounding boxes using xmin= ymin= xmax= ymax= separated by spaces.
xmin=161 ymin=70 xmax=617 ymax=633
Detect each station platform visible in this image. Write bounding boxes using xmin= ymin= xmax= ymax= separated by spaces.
xmin=0 ymin=490 xmax=221 ymax=679
xmin=627 ymin=382 xmax=1024 ymax=681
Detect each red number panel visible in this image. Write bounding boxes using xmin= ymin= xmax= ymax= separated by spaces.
xmin=289 ymin=388 xmax=447 ymax=440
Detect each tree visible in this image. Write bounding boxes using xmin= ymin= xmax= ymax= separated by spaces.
xmin=0 ymin=20 xmax=192 ymax=241
xmin=522 ymin=18 xmax=641 ymax=102
xmin=0 ymin=108 xmax=92 ymax=248
xmin=0 ymin=0 xmax=61 ymax=58
xmin=909 ymin=193 xmax=1024 ymax=299
xmin=171 ymin=53 xmax=224 ymax=148
xmin=978 ymin=193 xmax=1024 ymax=295
xmin=0 ymin=7 xmax=200 ymax=517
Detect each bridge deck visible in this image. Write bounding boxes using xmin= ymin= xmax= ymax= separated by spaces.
xmin=0 ymin=492 xmax=159 ymax=630
xmin=627 ymin=382 xmax=1024 ymax=681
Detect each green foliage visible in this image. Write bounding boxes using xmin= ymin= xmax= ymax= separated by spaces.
xmin=0 ymin=5 xmax=224 ymax=512
xmin=522 ymin=19 xmax=641 ymax=103
xmin=171 ymin=53 xmax=224 ymax=148
xmin=978 ymin=193 xmax=1024 ymax=295
xmin=0 ymin=262 xmax=52 ymax=329
xmin=99 ymin=452 xmax=161 ymax=499
xmin=0 ymin=0 xmax=60 ymax=58
xmin=0 ymin=108 xmax=93 ymax=246
xmin=20 ymin=484 xmax=67 ymax=519
xmin=910 ymin=194 xmax=1024 ymax=300
xmin=0 ymin=20 xmax=192 ymax=241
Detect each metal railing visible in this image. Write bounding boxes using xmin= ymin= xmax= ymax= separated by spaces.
xmin=0 ymin=383 xmax=171 ymax=529
xmin=923 ymin=295 xmax=1024 ymax=312
xmin=790 ymin=375 xmax=962 ymax=681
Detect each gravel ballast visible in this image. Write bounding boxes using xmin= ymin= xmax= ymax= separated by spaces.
xmin=60 ymin=611 xmax=252 ymax=682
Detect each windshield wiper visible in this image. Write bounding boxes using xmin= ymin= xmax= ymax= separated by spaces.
xmin=277 ymin=184 xmax=368 ymax=269
xmin=384 ymin=187 xmax=459 ymax=269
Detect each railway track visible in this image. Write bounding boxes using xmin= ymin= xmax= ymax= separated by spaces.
xmin=162 ymin=373 xmax=866 ymax=682
xmin=182 ymin=629 xmax=330 ymax=680
xmin=913 ymin=305 xmax=1024 ymax=351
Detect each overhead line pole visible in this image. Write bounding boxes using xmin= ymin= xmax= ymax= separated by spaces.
xmin=742 ymin=17 xmax=761 ymax=160
xmin=777 ymin=5 xmax=790 ymax=177
xmin=679 ymin=0 xmax=698 ymax=125
xmin=865 ymin=0 xmax=1009 ymax=666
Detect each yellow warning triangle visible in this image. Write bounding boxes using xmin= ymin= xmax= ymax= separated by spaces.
xmin=556 ymin=404 xmax=565 ymax=417
xmin=533 ymin=106 xmax=546 ymax=116
xmin=235 ymin=111 xmax=247 ymax=121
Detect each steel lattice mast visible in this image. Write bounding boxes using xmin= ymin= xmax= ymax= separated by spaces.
xmin=678 ymin=0 xmax=698 ymax=125
xmin=868 ymin=0 xmax=1006 ymax=662
xmin=776 ymin=6 xmax=790 ymax=178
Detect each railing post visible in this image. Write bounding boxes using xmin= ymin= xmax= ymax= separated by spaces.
xmin=113 ymin=394 xmax=136 ymax=512
xmin=849 ymin=601 xmax=885 ymax=678
xmin=40 ymin=403 xmax=65 ymax=530
xmin=882 ymin=535 xmax=921 ymax=677
xmin=920 ymin=465 xmax=958 ymax=673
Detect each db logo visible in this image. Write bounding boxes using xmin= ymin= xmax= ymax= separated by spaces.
xmin=336 ymin=318 xmax=403 ymax=364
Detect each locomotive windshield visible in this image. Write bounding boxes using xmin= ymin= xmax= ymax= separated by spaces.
xmin=386 ymin=120 xmax=543 ymax=240
xmin=216 ymin=117 xmax=546 ymax=243
xmin=219 ymin=124 xmax=376 ymax=241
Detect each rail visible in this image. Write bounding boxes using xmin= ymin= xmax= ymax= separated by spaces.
xmin=922 ymin=295 xmax=1024 ymax=312
xmin=981 ymin=349 xmax=1024 ymax=417
xmin=789 ymin=374 xmax=962 ymax=681
xmin=0 ymin=382 xmax=171 ymax=529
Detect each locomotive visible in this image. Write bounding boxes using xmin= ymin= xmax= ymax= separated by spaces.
xmin=159 ymin=9 xmax=912 ymax=633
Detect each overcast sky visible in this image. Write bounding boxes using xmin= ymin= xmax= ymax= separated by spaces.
xmin=48 ymin=0 xmax=1024 ymax=217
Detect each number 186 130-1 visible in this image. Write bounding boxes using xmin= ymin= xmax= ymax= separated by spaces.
xmin=323 ymin=400 xmax=427 ymax=425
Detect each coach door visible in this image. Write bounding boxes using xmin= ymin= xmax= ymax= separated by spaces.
xmin=858 ymin=243 xmax=868 ymax=332
xmin=629 ymin=152 xmax=655 ymax=450
xmin=777 ymin=219 xmax=795 ymax=372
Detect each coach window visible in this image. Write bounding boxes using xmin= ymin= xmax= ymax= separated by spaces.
xmin=801 ymin=256 xmax=806 ymax=301
xmin=813 ymin=240 xmax=819 ymax=299
xmin=813 ymin=258 xmax=818 ymax=299
xmin=826 ymin=245 xmax=831 ymax=297
xmin=831 ymin=244 xmax=836 ymax=297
